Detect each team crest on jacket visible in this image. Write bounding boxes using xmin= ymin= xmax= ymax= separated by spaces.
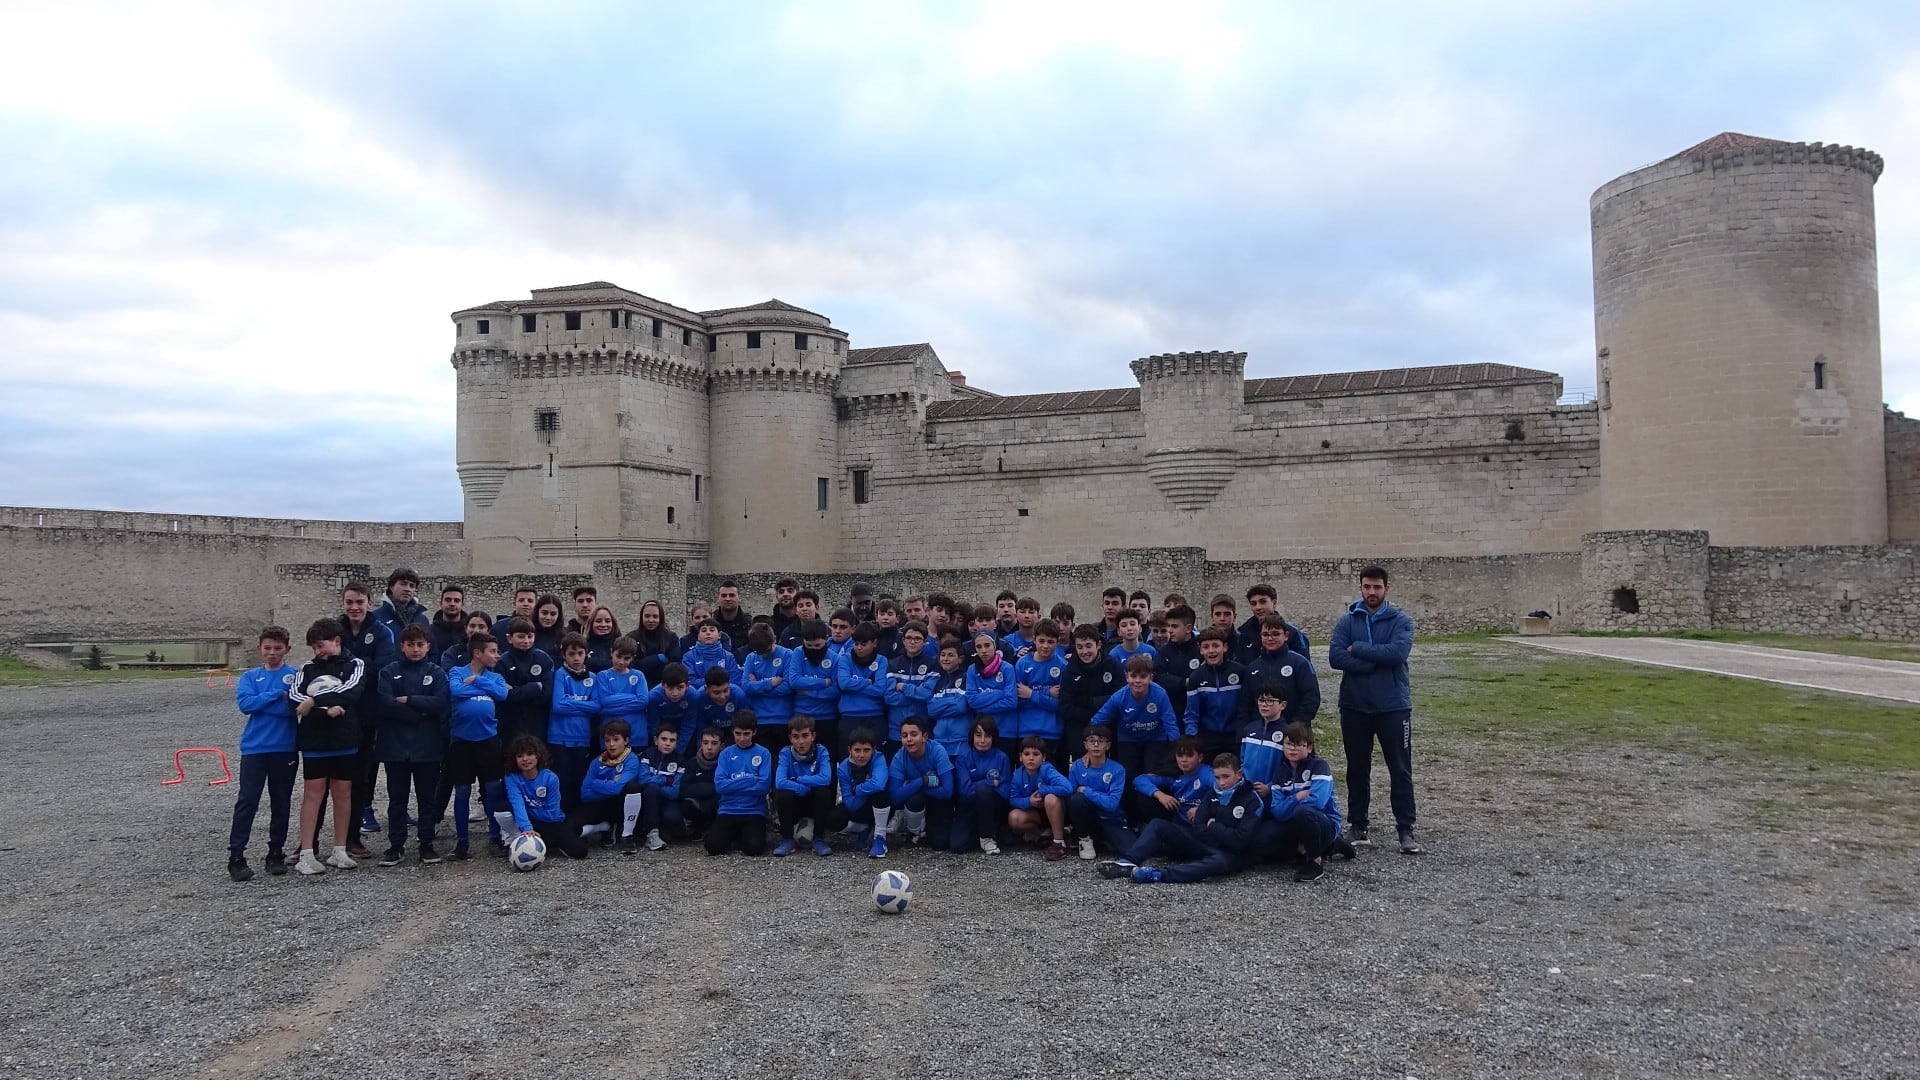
xmin=1102 ymin=672 xmax=1113 ymax=683
xmin=1279 ymin=665 xmax=1293 ymax=677
xmin=423 ymin=675 xmax=434 ymax=685
xmin=282 ymin=673 xmax=297 ymax=686
xmin=774 ymin=658 xmax=782 ymax=667
xmin=531 ymin=665 xmax=543 ymax=675
xmin=1102 ymin=771 xmax=1113 ymax=783
xmin=1189 ymin=658 xmax=1201 ymax=669
xmin=583 ymin=677 xmax=593 ymax=686
xmin=627 ymin=674 xmax=639 ymax=685
xmin=1228 ymin=673 xmax=1240 ymax=684
xmin=1232 ymin=804 xmax=1246 ymax=819
xmin=364 ymin=632 xmax=374 ymax=644
xmin=751 ymin=755 xmax=763 ymax=767
xmin=1146 ymin=703 xmax=1158 ymax=713
xmin=535 ymin=785 xmax=548 ymax=798
xmin=1049 ymin=666 xmax=1061 ymax=677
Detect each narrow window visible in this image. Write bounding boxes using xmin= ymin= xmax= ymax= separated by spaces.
xmin=535 ymin=408 xmax=560 ymax=444
xmin=522 ymin=314 xmax=536 ymax=332
xmin=1017 ymin=508 xmax=1029 ymax=517
xmin=477 ymin=319 xmax=490 ymax=334
xmin=694 ymin=475 xmax=702 ymax=502
xmin=795 ymin=332 xmax=809 ymax=351
xmin=707 ymin=333 xmax=717 ymax=353
xmin=1814 ymin=360 xmax=1826 ymax=390
xmin=682 ymin=327 xmax=693 ymax=346
xmin=33 ymin=512 xmax=45 ymax=526
xmin=852 ymin=468 xmax=870 ymax=504
xmin=816 ymin=477 xmax=829 ymax=512
xmin=609 ymin=309 xmax=620 ymax=327
xmin=404 ymin=527 xmax=416 ymax=540
xmin=456 ymin=322 xmax=464 ymax=335
xmin=169 ymin=519 xmax=181 ymax=532
xmin=564 ymin=312 xmax=582 ymax=331
xmin=292 ymin=524 xmax=305 ymax=537
xmin=747 ymin=331 xmax=762 ymax=349
xmin=667 ymin=506 xmax=676 ymax=524
xmin=653 ymin=318 xmax=664 ymax=338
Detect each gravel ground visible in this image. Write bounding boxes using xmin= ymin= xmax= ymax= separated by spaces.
xmin=3 ymin=650 xmax=1917 ymax=1080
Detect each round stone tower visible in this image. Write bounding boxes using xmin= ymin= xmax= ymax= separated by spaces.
xmin=704 ymin=300 xmax=848 ymax=572
xmin=1130 ymin=351 xmax=1246 ymax=510
xmin=1591 ymin=133 xmax=1887 ymax=546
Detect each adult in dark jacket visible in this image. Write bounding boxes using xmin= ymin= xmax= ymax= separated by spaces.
xmin=1327 ymin=565 xmax=1419 ymax=855
xmin=426 ymin=584 xmax=471 ymax=658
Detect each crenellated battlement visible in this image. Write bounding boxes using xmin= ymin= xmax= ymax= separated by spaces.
xmin=708 ymin=366 xmax=839 ymax=396
xmin=1130 ymin=351 xmax=1248 ymax=383
xmin=1690 ymin=139 xmax=1884 ymax=182
xmin=451 ymin=348 xmax=708 ymax=393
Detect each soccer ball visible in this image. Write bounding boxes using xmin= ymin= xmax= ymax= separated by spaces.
xmin=508 ymin=833 xmax=547 ymax=872
xmin=872 ymin=870 xmax=911 ymax=914
xmin=305 ymin=674 xmax=344 ymax=696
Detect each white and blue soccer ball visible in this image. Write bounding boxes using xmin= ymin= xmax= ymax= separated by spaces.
xmin=305 ymin=674 xmax=344 ymax=696
xmin=508 ymin=833 xmax=547 ymax=872
xmin=872 ymin=870 xmax=912 ymax=914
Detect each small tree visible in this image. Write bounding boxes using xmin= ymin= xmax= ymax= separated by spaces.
xmin=82 ymin=645 xmax=108 ymax=671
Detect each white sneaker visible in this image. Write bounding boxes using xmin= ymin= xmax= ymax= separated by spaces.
xmin=579 ymin=823 xmax=608 ymax=839
xmin=979 ymin=837 xmax=1002 ymax=855
xmin=1077 ymin=837 xmax=1097 ymax=861
xmin=295 ymin=851 xmax=327 ymax=876
xmin=644 ymin=829 xmax=665 ymax=851
xmin=324 ymin=849 xmax=359 ymax=870
xmin=795 ymin=818 xmax=814 ymax=842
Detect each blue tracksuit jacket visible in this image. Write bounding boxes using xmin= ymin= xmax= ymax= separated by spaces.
xmin=597 ymin=668 xmax=651 ymax=731
xmin=548 ymin=666 xmax=602 ymax=749
xmin=837 ymin=754 xmax=889 ymax=811
xmin=1268 ymin=752 xmax=1343 ymax=837
xmin=1328 ymin=599 xmax=1415 ymax=713
xmin=647 ymin=686 xmax=699 ymax=747
xmin=640 ymin=746 xmax=684 ymax=801
xmin=1183 ymin=660 xmax=1249 ymax=738
xmin=888 ymin=743 xmax=954 ymax=803
xmin=506 ymin=768 xmax=564 ymax=830
xmin=680 ymin=641 xmax=740 ymax=689
xmin=234 ymin=663 xmax=299 ymax=755
xmin=884 ymin=656 xmax=939 ymax=742
xmin=1067 ymin=757 xmax=1128 ymax=818
xmin=742 ymin=647 xmax=798 ymax=724
xmin=374 ymin=658 xmax=450 ymax=762
xmin=964 ymin=662 xmax=1018 ymax=738
xmin=1090 ymin=683 xmax=1179 ymax=743
xmin=447 ymin=665 xmax=508 ymax=742
xmin=581 ymin=749 xmax=649 ymax=802
xmin=1240 ymin=647 xmax=1321 ymax=728
xmin=1194 ymin=779 xmax=1267 ymax=855
xmin=954 ymin=746 xmax=1011 ymax=798
xmin=775 ymin=744 xmax=835 ymax=795
xmin=923 ymin=667 xmax=971 ymax=750
xmin=714 ymin=743 xmax=773 ymax=815
xmin=835 ymin=650 xmax=890 ymax=721
xmin=1002 ymin=762 xmax=1072 ymax=808
xmin=789 ymin=646 xmax=841 ymax=721
xmin=1012 ymin=653 xmax=1064 ymax=740
xmin=1132 ymin=762 xmax=1213 ymax=815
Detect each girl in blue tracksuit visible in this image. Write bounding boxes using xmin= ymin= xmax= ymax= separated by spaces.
xmin=963 ymin=632 xmax=1017 ymax=756
xmin=504 ymin=735 xmax=587 ymax=860
xmin=951 ymin=718 xmax=1011 ymax=854
xmin=925 ymin=643 xmax=972 ymax=755
xmin=887 ymin=717 xmax=954 ymax=848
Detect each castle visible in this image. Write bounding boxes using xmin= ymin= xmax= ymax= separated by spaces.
xmin=5 ymin=132 xmax=1919 ymax=660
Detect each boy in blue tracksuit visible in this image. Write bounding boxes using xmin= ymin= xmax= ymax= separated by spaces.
xmin=1131 ymin=736 xmax=1212 ymax=825
xmin=497 ymin=618 xmax=554 ymax=745
xmin=1241 ymin=615 xmax=1321 ymax=728
xmin=1328 ymin=567 xmax=1419 ymax=852
xmin=374 ymin=625 xmax=450 ymax=865
xmin=705 ymin=714 xmax=771 ymax=856
xmin=1101 ymin=752 xmax=1265 ymax=884
xmin=439 ymin=634 xmax=510 ymax=860
xmin=680 ymin=619 xmax=740 ymax=689
xmin=835 ymin=624 xmax=890 ymax=749
xmin=546 ymin=633 xmax=604 ymax=813
xmin=1090 ymin=654 xmax=1179 ymax=821
xmin=647 ymin=664 xmax=698 ymax=748
xmin=227 ymin=626 xmax=301 ymax=881
xmin=1004 ymin=735 xmax=1073 ymax=859
xmin=1257 ymin=722 xmax=1354 ymax=879
xmin=883 ymin=624 xmax=938 ymax=747
xmin=923 ymin=643 xmax=972 ymax=756
xmin=597 ymin=641 xmax=650 ymax=743
xmin=788 ymin=620 xmax=841 ymax=750
xmin=636 ymin=726 xmax=683 ymax=849
xmin=694 ymin=668 xmax=746 ymax=742
xmin=740 ymin=624 xmax=797 ymax=749
xmin=952 ymin=718 xmax=1011 ymax=854
xmin=572 ymin=718 xmax=651 ymax=852
xmin=1011 ymin=621 xmax=1065 ymax=758
xmin=1107 ymin=610 xmax=1157 ymax=667
xmin=1065 ymin=725 xmax=1134 ymax=860
xmin=887 ymin=717 xmax=954 ymax=848
xmin=825 ymin=728 xmax=891 ymax=859
xmin=771 ymin=716 xmax=835 ymax=858
xmin=1184 ymin=628 xmax=1250 ymax=760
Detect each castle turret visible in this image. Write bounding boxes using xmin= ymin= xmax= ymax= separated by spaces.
xmin=703 ymin=300 xmax=849 ymax=572
xmin=1130 ymin=351 xmax=1246 ymax=510
xmin=1592 ymin=134 xmax=1887 ymax=546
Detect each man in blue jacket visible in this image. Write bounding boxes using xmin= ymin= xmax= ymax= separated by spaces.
xmin=1327 ymin=565 xmax=1419 ymax=855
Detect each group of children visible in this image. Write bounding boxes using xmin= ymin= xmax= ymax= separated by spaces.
xmin=224 ymin=573 xmax=1364 ymax=886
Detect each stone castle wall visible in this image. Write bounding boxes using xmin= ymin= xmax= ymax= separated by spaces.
xmin=1885 ymin=409 xmax=1920 ymax=542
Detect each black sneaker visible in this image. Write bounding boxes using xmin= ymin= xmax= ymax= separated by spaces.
xmin=1349 ymin=826 xmax=1371 ymax=846
xmin=1330 ymin=838 xmax=1358 ymax=861
xmin=449 ymin=844 xmax=472 ymax=862
xmin=1294 ymin=859 xmax=1326 ymax=882
xmin=1398 ymin=830 xmax=1422 ymax=855
xmin=227 ymin=857 xmax=254 ymax=883
xmin=1097 ymin=859 xmax=1137 ymax=880
xmin=378 ymin=847 xmax=404 ymax=867
xmin=264 ymin=853 xmax=287 ymax=876
xmin=619 ymin=836 xmax=639 ymax=855
xmin=419 ymin=843 xmax=442 ymax=865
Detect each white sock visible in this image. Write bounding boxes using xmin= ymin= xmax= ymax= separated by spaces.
xmin=903 ymin=808 xmax=926 ymax=837
xmin=492 ymin=811 xmax=516 ymax=837
xmin=621 ymin=793 xmax=644 ymax=838
xmin=871 ymin=807 xmax=891 ymax=836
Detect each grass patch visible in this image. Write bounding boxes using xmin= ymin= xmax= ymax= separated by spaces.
xmin=0 ymin=656 xmax=209 ymax=688
xmin=1569 ymin=629 xmax=1920 ymax=663
xmin=1418 ymin=646 xmax=1920 ymax=772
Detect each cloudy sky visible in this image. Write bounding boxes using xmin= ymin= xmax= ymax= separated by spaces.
xmin=2 ymin=1 xmax=1916 ymax=520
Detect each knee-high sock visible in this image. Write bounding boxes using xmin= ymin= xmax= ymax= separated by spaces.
xmin=872 ymin=805 xmax=892 ymax=837
xmin=621 ymin=793 xmax=644 ymax=837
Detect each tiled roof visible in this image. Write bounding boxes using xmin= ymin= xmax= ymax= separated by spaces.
xmin=699 ymin=298 xmax=826 ymax=319
xmin=1242 ymin=362 xmax=1556 ymax=400
xmin=922 ymin=362 xmax=1558 ymax=420
xmin=1668 ymin=132 xmax=1787 ymax=160
xmin=847 ymin=343 xmax=936 ymax=366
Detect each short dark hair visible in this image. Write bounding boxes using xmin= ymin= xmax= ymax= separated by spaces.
xmin=730 ymin=712 xmax=757 ymax=733
xmin=1246 ymin=584 xmax=1277 ymax=602
xmin=306 ymin=618 xmax=344 ymax=646
xmin=611 ymin=635 xmax=637 ymax=658
xmin=897 ymin=716 xmax=927 ymax=735
xmin=342 ymin=581 xmax=371 ymax=599
xmin=1281 ymin=721 xmax=1315 ymax=747
xmin=693 ymin=617 xmax=719 ymax=632
xmin=1166 ymin=604 xmax=1196 ymax=626
xmin=747 ymin=623 xmax=774 ymax=649
xmin=1260 ymin=613 xmax=1291 ymax=632
xmin=852 ymin=623 xmax=879 ymax=644
xmin=559 ymin=632 xmax=588 ymax=654
xmin=1102 ymin=587 xmax=1127 ymax=601
xmin=514 ymin=586 xmax=538 ymax=598
xmin=718 ymin=579 xmax=740 ymax=591
xmin=441 ymin=584 xmax=465 ymax=598
xmin=399 ymin=625 xmax=430 ymax=644
xmin=1210 ymin=593 xmax=1236 ymax=611
xmin=996 ymin=590 xmax=1018 ymax=603
xmin=1073 ymin=623 xmax=1103 ymax=643
xmin=1116 ymin=610 xmax=1142 ymax=627
xmin=1360 ymin=565 xmax=1390 ymax=585
xmin=1018 ymin=735 xmax=1049 ymax=754
xmin=796 ymin=589 xmax=820 ymax=606
xmin=788 ymin=715 xmax=816 ymax=735
xmin=1129 ymin=590 xmax=1151 ymax=604
xmin=1212 ymin=752 xmax=1242 ymax=770
xmin=1173 ymin=735 xmax=1203 ymax=757
xmin=775 ymin=577 xmax=799 ymax=590
xmin=467 ymin=632 xmax=496 ymax=652
xmin=799 ymin=619 xmax=829 ymax=642
xmin=1196 ymin=627 xmax=1229 ymax=645
xmin=257 ymin=625 xmax=290 ymax=646
xmin=386 ymin=568 xmax=420 ymax=589
xmin=1050 ymin=602 xmax=1075 ymax=624
xmin=829 ymin=608 xmax=856 ymax=626
xmin=1033 ymin=619 xmax=1059 ymax=640
xmin=507 ymin=616 xmax=536 ymax=636
xmin=846 ymin=727 xmax=878 ymax=749
xmin=602 ymin=718 xmax=632 ymax=741
xmin=1124 ymin=654 xmax=1155 ymax=676
xmin=971 ymin=716 xmax=1000 ymax=742
xmin=698 ymin=724 xmax=725 ymax=743
xmin=1016 ymin=596 xmax=1040 ymax=612
xmin=1084 ymin=724 xmax=1114 ymax=745
xmin=660 ymin=662 xmax=688 ymax=687
xmin=703 ymin=666 xmax=731 ymax=687
xmin=572 ymin=585 xmax=597 ymax=600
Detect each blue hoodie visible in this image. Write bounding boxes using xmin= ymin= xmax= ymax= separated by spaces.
xmin=775 ymin=743 xmax=835 ymax=795
xmin=547 ymin=665 xmax=602 ymax=749
xmin=1002 ymin=761 xmax=1072 ymax=808
xmin=788 ymin=644 xmax=841 ymax=721
xmin=1268 ymin=751 xmax=1342 ymax=837
xmin=680 ymin=640 xmax=740 ymax=689
xmin=234 ymin=663 xmax=299 ymax=756
xmin=714 ymin=742 xmax=773 ymax=815
xmin=1012 ymin=652 xmax=1064 ymax=741
xmin=954 ymin=745 xmax=1011 ymax=799
xmin=1328 ymin=599 xmax=1414 ymax=713
xmin=447 ymin=664 xmax=509 ymax=742
xmin=837 ymin=753 xmax=889 ymax=812
xmin=888 ymin=742 xmax=954 ymax=804
xmin=741 ymin=646 xmax=798 ymax=724
xmin=647 ymin=685 xmax=700 ymax=748
xmin=924 ymin=667 xmax=972 ymax=752
xmin=835 ymin=649 xmax=890 ymax=721
xmin=1090 ymin=682 xmax=1179 ymax=743
xmin=1067 ymin=757 xmax=1128 ymax=817
xmin=581 ymin=748 xmax=649 ymax=802
xmin=506 ymin=768 xmax=564 ymax=830
xmin=884 ymin=654 xmax=940 ymax=742
xmin=1183 ymin=659 xmax=1249 ymax=737
xmin=375 ymin=657 xmax=450 ymax=762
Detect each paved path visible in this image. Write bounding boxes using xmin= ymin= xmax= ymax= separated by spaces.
xmin=1508 ymin=635 xmax=1920 ymax=704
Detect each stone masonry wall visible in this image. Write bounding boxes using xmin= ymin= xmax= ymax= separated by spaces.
xmin=1580 ymin=530 xmax=1711 ymax=633
xmin=1708 ymin=545 xmax=1920 ymax=639
xmin=1886 ymin=409 xmax=1920 ymax=543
